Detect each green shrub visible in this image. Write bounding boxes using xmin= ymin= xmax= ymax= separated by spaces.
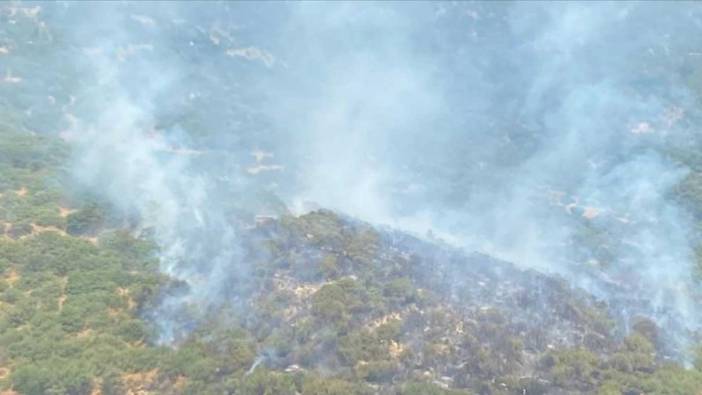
xmin=66 ymin=205 xmax=105 ymax=236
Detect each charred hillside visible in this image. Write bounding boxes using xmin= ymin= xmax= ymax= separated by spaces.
xmin=165 ymin=209 xmax=695 ymax=394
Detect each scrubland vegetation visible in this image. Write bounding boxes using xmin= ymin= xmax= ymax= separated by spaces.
xmin=1 ymin=127 xmax=702 ymax=394
xmin=4 ymin=2 xmax=702 ymax=394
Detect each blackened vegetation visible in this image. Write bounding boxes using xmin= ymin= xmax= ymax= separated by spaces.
xmin=156 ymin=209 xmax=701 ymax=394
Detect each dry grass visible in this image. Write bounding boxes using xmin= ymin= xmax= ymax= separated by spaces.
xmin=122 ymin=369 xmax=158 ymax=395
xmin=117 ymin=287 xmax=136 ymax=310
xmin=366 ymin=312 xmax=402 ymax=331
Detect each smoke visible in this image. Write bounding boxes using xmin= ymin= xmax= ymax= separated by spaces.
xmin=68 ymin=72 xmax=244 ymax=343
xmin=264 ymin=2 xmax=702 ymax=352
xmin=11 ymin=1 xmax=702 ymax=352
xmin=52 ymin=2 xmax=253 ymax=342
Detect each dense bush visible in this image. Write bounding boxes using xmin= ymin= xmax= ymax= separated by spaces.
xmin=66 ymin=205 xmax=105 ymax=236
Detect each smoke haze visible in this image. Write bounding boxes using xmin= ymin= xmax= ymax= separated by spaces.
xmin=6 ymin=1 xmax=702 ymax=355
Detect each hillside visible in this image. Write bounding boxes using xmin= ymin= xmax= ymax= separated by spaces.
xmin=4 ymin=2 xmax=702 ymax=395
xmin=0 ymin=127 xmax=701 ymax=394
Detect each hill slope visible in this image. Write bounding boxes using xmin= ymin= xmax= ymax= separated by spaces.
xmin=1 ymin=129 xmax=702 ymax=394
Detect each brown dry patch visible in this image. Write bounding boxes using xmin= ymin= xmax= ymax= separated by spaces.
xmin=173 ymin=376 xmax=187 ymax=392
xmin=388 ymin=340 xmax=406 ymax=359
xmin=14 ymin=187 xmax=27 ymax=197
xmin=269 ymin=275 xmax=333 ymax=324
xmin=0 ymin=390 xmax=19 ymax=395
xmin=130 ymin=340 xmax=147 ymax=349
xmin=0 ymin=367 xmax=9 ymax=380
xmin=90 ymin=378 xmax=102 ymax=395
xmin=293 ymin=283 xmax=322 ymax=298
xmin=59 ymin=206 xmax=76 ymax=218
xmin=122 ymin=369 xmax=158 ymax=395
xmin=272 ymin=273 xmax=325 ymax=300
xmin=77 ymin=328 xmax=93 ymax=339
xmin=4 ymin=269 xmax=19 ymax=287
xmin=367 ymin=312 xmax=402 ymax=331
xmin=29 ymin=224 xmax=67 ymax=237
xmin=117 ymin=287 xmax=136 ymax=310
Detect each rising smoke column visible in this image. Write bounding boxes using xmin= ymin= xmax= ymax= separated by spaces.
xmin=55 ymin=2 xmax=254 ymax=342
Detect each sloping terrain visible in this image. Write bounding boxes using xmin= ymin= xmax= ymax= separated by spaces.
xmin=0 ymin=128 xmax=702 ymax=394
xmin=3 ymin=2 xmax=702 ymax=395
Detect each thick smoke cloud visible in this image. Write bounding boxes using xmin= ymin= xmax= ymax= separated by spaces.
xmin=13 ymin=1 xmax=702 ymax=352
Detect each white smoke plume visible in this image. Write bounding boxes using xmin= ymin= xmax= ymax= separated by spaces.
xmin=8 ymin=1 xmax=702 ymax=353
